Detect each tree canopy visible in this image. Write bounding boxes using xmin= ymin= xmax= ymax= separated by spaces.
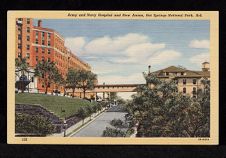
xmin=125 ymin=73 xmax=210 ymax=137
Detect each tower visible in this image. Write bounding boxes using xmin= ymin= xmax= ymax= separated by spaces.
xmin=202 ymin=62 xmax=210 ymax=72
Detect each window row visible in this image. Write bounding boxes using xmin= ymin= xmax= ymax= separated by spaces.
xmin=183 ymin=87 xmax=197 ymax=93
xmin=35 ymin=47 xmax=51 ymax=54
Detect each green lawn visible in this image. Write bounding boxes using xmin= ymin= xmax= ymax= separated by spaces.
xmin=15 ymin=93 xmax=96 ymax=118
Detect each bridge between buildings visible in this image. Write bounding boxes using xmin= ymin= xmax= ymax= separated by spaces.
xmin=66 ymin=83 xmax=145 ymax=99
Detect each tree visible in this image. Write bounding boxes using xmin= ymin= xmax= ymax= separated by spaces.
xmin=66 ymin=68 xmax=80 ymax=97
xmin=102 ymin=127 xmax=126 ymax=137
xmin=34 ymin=60 xmax=58 ymax=94
xmin=15 ymin=57 xmax=29 ymax=93
xmin=53 ymin=71 xmax=64 ymax=95
xmin=85 ymin=105 xmax=93 ymax=120
xmin=15 ymin=57 xmax=29 ymax=76
xmin=15 ymin=113 xmax=54 ymax=136
xmin=76 ymin=107 xmax=87 ymax=124
xmin=125 ymin=72 xmax=210 ymax=137
xmin=76 ymin=70 xmax=97 ymax=99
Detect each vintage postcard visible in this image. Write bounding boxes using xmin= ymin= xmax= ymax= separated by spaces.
xmin=7 ymin=11 xmax=219 ymax=144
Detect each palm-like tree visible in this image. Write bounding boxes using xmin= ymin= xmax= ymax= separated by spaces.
xmin=15 ymin=57 xmax=29 ymax=76
xmin=15 ymin=57 xmax=29 ymax=93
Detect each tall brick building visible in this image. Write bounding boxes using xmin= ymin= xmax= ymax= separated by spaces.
xmin=15 ymin=18 xmax=92 ymax=94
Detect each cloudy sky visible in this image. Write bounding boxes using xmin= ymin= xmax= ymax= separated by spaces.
xmin=35 ymin=19 xmax=210 ymax=99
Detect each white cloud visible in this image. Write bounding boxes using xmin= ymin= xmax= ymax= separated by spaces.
xmin=65 ymin=37 xmax=86 ymax=53
xmin=84 ymin=33 xmax=149 ymax=56
xmin=98 ymin=73 xmax=145 ymax=85
xmin=147 ymin=50 xmax=181 ymax=65
xmin=189 ymin=52 xmax=209 ymax=66
xmin=189 ymin=39 xmax=209 ymax=49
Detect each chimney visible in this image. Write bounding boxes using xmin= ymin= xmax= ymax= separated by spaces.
xmin=38 ymin=20 xmax=42 ymax=27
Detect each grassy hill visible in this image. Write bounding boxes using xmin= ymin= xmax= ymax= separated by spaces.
xmin=15 ymin=93 xmax=96 ymax=118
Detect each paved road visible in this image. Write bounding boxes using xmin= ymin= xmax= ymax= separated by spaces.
xmin=71 ymin=111 xmax=127 ymax=137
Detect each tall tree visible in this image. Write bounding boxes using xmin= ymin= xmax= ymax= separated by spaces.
xmin=76 ymin=70 xmax=97 ymax=99
xmin=66 ymin=68 xmax=80 ymax=98
xmin=53 ymin=70 xmax=64 ymax=95
xmin=34 ymin=60 xmax=58 ymax=94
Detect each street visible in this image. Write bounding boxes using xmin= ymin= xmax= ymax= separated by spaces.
xmin=71 ymin=111 xmax=127 ymax=137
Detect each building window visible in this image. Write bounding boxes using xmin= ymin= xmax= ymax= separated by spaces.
xmin=26 ymin=53 xmax=30 ymax=59
xmin=42 ymin=48 xmax=45 ymax=53
xmin=27 ymin=19 xmax=30 ymax=24
xmin=18 ymin=27 xmax=22 ymax=31
xmin=181 ymin=72 xmax=184 ymax=76
xmin=183 ymin=88 xmax=186 ymax=93
xmin=42 ymin=84 xmax=44 ymax=88
xmin=18 ymin=44 xmax=22 ymax=49
xmin=48 ymin=49 xmax=51 ymax=54
xmin=48 ymin=41 xmax=51 ymax=46
xmin=48 ymin=58 xmax=51 ymax=62
xmin=42 ymin=40 xmax=45 ymax=45
xmin=193 ymin=95 xmax=196 ymax=98
xmin=31 ymin=77 xmax=34 ymax=82
xmin=36 ymin=31 xmax=38 ymax=38
xmin=42 ymin=56 xmax=45 ymax=61
xmin=36 ymin=56 xmax=38 ymax=61
xmin=26 ymin=45 xmax=30 ymax=50
xmin=27 ymin=27 xmax=30 ymax=33
xmin=183 ymin=79 xmax=186 ymax=85
xmin=18 ymin=35 xmax=22 ymax=40
xmin=193 ymin=87 xmax=197 ymax=94
xmin=35 ymin=47 xmax=38 ymax=52
xmin=35 ymin=39 xmax=38 ymax=44
xmin=27 ymin=35 xmax=30 ymax=41
xmin=42 ymin=32 xmax=45 ymax=40
xmin=48 ymin=33 xmax=51 ymax=38
xmin=193 ymin=79 xmax=196 ymax=84
xmin=166 ymin=72 xmax=169 ymax=76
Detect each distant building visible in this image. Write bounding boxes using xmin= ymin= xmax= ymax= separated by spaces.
xmin=15 ymin=18 xmax=93 ymax=96
xmin=152 ymin=62 xmax=210 ymax=98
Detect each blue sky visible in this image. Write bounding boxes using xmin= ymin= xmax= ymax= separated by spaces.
xmin=34 ymin=19 xmax=210 ymax=99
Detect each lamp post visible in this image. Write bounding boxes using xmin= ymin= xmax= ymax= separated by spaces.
xmin=61 ymin=107 xmax=67 ymax=137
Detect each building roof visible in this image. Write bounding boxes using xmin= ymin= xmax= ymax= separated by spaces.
xmin=152 ymin=66 xmax=210 ymax=78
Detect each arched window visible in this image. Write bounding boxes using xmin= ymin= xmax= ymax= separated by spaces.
xmin=193 ymin=79 xmax=197 ymax=84
xmin=183 ymin=79 xmax=186 ymax=85
xmin=183 ymin=88 xmax=186 ymax=93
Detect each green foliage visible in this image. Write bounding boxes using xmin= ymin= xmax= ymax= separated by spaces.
xmin=15 ymin=112 xmax=54 ymax=136
xmin=76 ymin=107 xmax=87 ymax=123
xmin=126 ymin=74 xmax=210 ymax=137
xmin=15 ymin=58 xmax=29 ymax=93
xmin=102 ymin=127 xmax=126 ymax=137
xmin=76 ymin=70 xmax=97 ymax=98
xmin=15 ymin=93 xmax=96 ymax=118
xmin=34 ymin=60 xmax=59 ymax=94
xmin=66 ymin=68 xmax=80 ymax=97
xmin=66 ymin=69 xmax=97 ymax=98
xmin=15 ymin=57 xmax=29 ymax=76
xmin=110 ymin=119 xmax=124 ymax=129
xmin=85 ymin=105 xmax=93 ymax=119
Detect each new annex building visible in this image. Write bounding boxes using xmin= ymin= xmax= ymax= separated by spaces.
xmin=152 ymin=62 xmax=210 ymax=98
xmin=15 ymin=18 xmax=92 ymax=96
